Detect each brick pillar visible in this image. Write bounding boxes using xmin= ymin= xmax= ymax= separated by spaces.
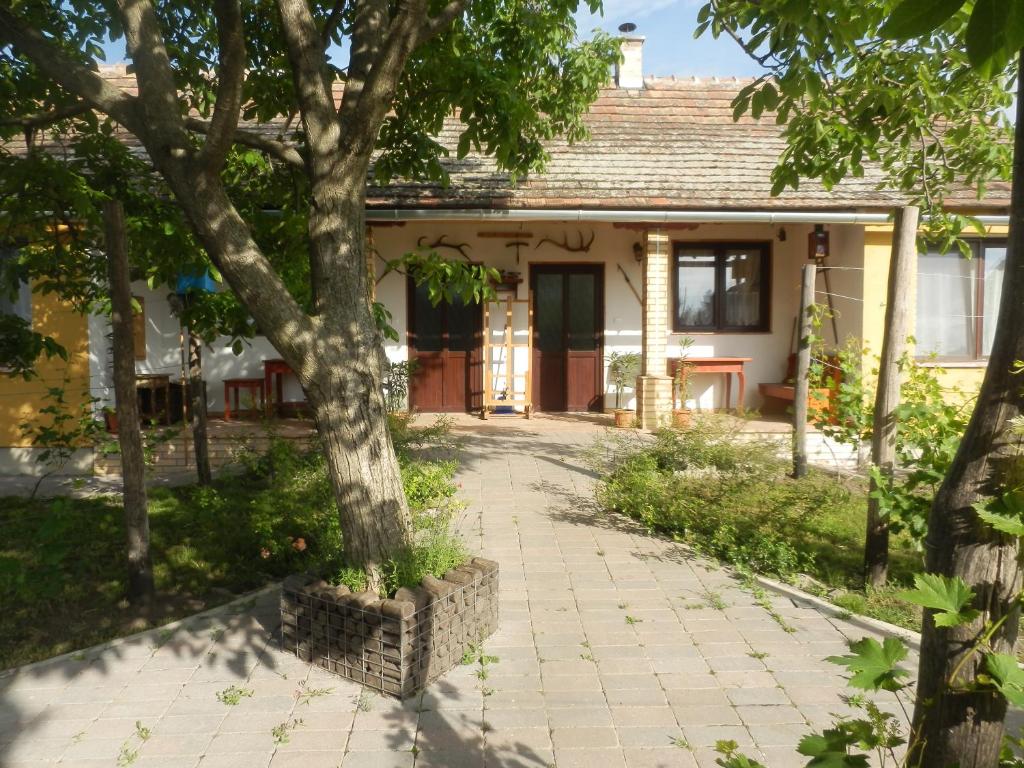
xmin=636 ymin=229 xmax=673 ymax=430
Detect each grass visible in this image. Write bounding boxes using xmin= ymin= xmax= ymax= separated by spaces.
xmin=592 ymin=418 xmax=925 ymax=631
xmin=0 ymin=418 xmax=466 ymax=669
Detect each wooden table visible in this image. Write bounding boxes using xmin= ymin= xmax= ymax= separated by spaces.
xmin=263 ymin=358 xmax=293 ymax=418
xmin=135 ymin=373 xmax=171 ymax=425
xmin=668 ymin=357 xmax=752 ymax=412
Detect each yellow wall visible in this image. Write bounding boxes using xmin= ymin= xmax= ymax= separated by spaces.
xmin=860 ymin=224 xmax=1002 ymax=397
xmin=0 ymin=286 xmax=91 ymax=447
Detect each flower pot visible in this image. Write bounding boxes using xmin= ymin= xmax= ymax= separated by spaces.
xmin=103 ymin=409 xmax=119 ymax=434
xmin=614 ymin=409 xmax=634 ymax=428
xmin=672 ymin=408 xmax=693 ymax=429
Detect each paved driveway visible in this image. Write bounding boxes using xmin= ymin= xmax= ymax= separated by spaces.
xmin=0 ymin=416 xmax=910 ymax=767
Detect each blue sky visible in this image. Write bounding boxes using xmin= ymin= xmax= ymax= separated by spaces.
xmin=101 ymin=1 xmax=759 ymax=79
xmin=576 ymin=0 xmax=763 ymax=78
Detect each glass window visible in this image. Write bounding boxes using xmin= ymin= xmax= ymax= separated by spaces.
xmin=446 ymin=295 xmax=477 ymax=352
xmin=915 ymin=241 xmax=1005 ymax=360
xmin=0 ymin=247 xmax=31 ymax=324
xmin=412 ymin=282 xmax=442 ymax=352
xmin=535 ymin=272 xmax=564 ymax=352
xmin=982 ymin=245 xmax=1006 ymax=356
xmin=567 ymin=273 xmax=597 ymax=351
xmin=673 ymin=243 xmax=769 ymax=332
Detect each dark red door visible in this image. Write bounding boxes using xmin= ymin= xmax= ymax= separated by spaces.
xmin=408 ymin=281 xmax=482 ymax=412
xmin=531 ymin=265 xmax=603 ymax=412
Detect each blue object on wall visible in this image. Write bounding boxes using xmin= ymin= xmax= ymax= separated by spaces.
xmin=176 ymin=271 xmax=217 ymax=295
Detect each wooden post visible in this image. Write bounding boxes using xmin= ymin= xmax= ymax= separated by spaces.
xmin=792 ymin=263 xmax=816 ymax=478
xmin=188 ymin=326 xmax=212 ymax=485
xmin=103 ymin=199 xmax=155 ymax=605
xmin=864 ymin=205 xmax=919 ymax=588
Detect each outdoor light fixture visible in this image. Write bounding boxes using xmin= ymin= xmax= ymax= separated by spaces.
xmin=808 ymin=224 xmax=829 ymax=261
xmin=777 ymin=227 xmax=787 ymax=242
xmin=632 ymin=242 xmax=644 ymax=262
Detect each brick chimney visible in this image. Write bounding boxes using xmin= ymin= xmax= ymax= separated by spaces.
xmin=615 ymin=23 xmax=645 ymax=89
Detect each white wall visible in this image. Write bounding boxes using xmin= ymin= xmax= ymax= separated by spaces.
xmin=89 ymin=281 xmax=305 ymax=414
xmin=663 ymin=222 xmax=864 ymax=411
xmin=373 ymin=220 xmax=644 ymax=411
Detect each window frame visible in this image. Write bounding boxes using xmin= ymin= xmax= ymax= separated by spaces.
xmin=671 ymin=241 xmax=772 ymax=333
xmin=0 ymin=246 xmax=31 ymax=325
xmin=915 ymin=238 xmax=1006 ymax=363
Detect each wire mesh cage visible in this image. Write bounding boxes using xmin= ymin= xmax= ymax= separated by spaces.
xmin=280 ymin=558 xmax=499 ymax=698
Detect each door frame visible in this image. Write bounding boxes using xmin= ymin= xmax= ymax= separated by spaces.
xmin=406 ymin=278 xmax=483 ymax=412
xmin=528 ymin=262 xmax=605 ymax=412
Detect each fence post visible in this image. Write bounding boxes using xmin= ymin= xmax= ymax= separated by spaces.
xmin=793 ymin=263 xmax=816 ymax=478
xmin=865 ymin=204 xmax=919 ymax=587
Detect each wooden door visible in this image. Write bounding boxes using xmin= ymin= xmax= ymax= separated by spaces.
xmin=408 ymin=281 xmax=482 ymax=412
xmin=531 ymin=265 xmax=603 ymax=412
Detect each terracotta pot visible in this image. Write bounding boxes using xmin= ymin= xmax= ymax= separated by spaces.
xmin=103 ymin=410 xmax=119 ymax=434
xmin=613 ymin=409 xmax=634 ymax=428
xmin=672 ymin=408 xmax=693 ymax=429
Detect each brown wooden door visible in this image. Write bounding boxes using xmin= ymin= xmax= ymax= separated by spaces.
xmin=531 ymin=265 xmax=603 ymax=412
xmin=408 ymin=281 xmax=482 ymax=412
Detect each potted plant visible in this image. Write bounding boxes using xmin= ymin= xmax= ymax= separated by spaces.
xmin=102 ymin=405 xmax=119 ymax=433
xmin=607 ymin=351 xmax=641 ymax=428
xmin=673 ymin=337 xmax=696 ymax=429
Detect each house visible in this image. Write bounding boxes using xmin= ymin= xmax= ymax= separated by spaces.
xmin=0 ymin=32 xmax=1010 ymax=473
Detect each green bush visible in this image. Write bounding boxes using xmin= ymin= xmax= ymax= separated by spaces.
xmin=595 ymin=417 xmax=864 ymax=579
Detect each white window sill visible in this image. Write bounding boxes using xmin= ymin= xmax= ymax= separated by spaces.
xmin=915 ymin=360 xmax=987 ymax=369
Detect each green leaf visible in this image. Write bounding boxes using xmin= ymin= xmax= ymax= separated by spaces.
xmin=966 ymin=0 xmax=1024 ymax=78
xmin=797 ymin=730 xmax=870 ymax=767
xmin=826 ymin=637 xmax=910 ymax=692
xmin=896 ymin=573 xmax=979 ymax=628
xmin=982 ymin=653 xmax=1024 ymax=707
xmin=976 ymin=497 xmax=1024 ymax=537
xmin=880 ymin=0 xmax=966 ymax=39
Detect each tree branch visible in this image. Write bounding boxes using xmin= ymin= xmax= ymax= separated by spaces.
xmin=277 ymin=0 xmax=340 ymax=165
xmin=0 ymin=101 xmax=91 ymax=129
xmin=184 ymin=117 xmax=306 ymax=168
xmin=0 ymin=7 xmax=143 ymax=135
xmin=320 ymin=0 xmax=348 ymax=50
xmin=422 ymin=0 xmax=467 ymax=42
xmin=338 ymin=0 xmax=388 ymax=126
xmin=115 ymin=0 xmax=190 ymax=152
xmin=198 ymin=0 xmax=247 ymax=171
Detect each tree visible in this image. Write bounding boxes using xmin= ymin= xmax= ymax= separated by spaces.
xmin=0 ymin=1 xmax=617 ymax=588
xmin=104 ymin=199 xmax=155 ymax=604
xmin=702 ymin=1 xmax=1024 ymax=764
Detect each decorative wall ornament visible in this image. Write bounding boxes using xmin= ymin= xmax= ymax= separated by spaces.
xmin=535 ymin=230 xmax=595 ymax=253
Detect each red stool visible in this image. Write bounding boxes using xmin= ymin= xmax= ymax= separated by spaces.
xmin=223 ymin=378 xmax=265 ymax=421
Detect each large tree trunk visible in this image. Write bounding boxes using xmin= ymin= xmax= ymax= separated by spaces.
xmin=864 ymin=205 xmax=919 ymax=589
xmin=909 ymin=56 xmax=1024 ymax=767
xmin=187 ymin=327 xmax=212 ymax=485
xmin=103 ymin=200 xmax=155 ymax=605
xmin=169 ymin=164 xmax=413 ymax=587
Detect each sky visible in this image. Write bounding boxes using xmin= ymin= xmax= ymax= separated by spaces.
xmin=100 ymin=0 xmax=759 ymax=79
xmin=575 ymin=0 xmax=763 ymax=78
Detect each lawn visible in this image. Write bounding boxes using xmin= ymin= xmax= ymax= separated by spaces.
xmin=0 ymin=417 xmax=464 ymax=669
xmin=591 ymin=418 xmax=925 ymax=630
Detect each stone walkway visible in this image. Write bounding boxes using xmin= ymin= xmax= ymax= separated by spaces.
xmin=0 ymin=416 xmax=911 ymax=767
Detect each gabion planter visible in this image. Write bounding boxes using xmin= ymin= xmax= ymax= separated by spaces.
xmin=280 ymin=558 xmax=499 ymax=698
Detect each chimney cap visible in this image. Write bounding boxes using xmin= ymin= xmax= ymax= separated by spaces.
xmin=618 ymin=22 xmax=637 ymax=33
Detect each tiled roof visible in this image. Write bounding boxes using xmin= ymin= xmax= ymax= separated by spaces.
xmin=365 ymin=77 xmax=1011 ymax=212
xmin=6 ymin=67 xmax=1010 ymax=213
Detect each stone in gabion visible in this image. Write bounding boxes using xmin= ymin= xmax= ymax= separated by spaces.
xmin=280 ymin=558 xmax=499 ymax=698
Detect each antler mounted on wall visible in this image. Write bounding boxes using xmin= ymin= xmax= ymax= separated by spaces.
xmin=535 ymin=230 xmax=596 ymax=253
xmin=417 ymin=235 xmax=472 ymax=261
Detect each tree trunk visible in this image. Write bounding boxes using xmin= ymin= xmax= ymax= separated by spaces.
xmin=188 ymin=326 xmax=212 ymax=485
xmin=103 ymin=199 xmax=155 ymax=605
xmin=792 ymin=264 xmax=815 ymax=478
xmin=865 ymin=205 xmax=919 ymax=589
xmin=909 ymin=55 xmax=1024 ymax=768
xmin=169 ymin=164 xmax=413 ymax=585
